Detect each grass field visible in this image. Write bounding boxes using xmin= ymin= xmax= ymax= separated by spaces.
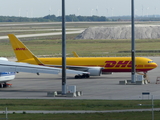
xmin=2 ymin=38 xmax=160 ymax=57
xmin=0 ymin=99 xmax=158 ymax=120
xmin=0 ymin=99 xmax=157 ymax=110
xmin=1 ymin=112 xmax=160 ymax=120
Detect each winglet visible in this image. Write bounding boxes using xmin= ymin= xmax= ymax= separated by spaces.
xmin=73 ymin=51 xmax=79 ymax=57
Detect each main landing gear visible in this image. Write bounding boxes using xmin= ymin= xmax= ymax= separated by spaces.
xmin=75 ymin=74 xmax=90 ymax=79
xmin=0 ymin=83 xmax=12 ymax=88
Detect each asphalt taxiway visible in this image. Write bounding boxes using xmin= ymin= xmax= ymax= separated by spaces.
xmin=0 ymin=57 xmax=160 ymax=100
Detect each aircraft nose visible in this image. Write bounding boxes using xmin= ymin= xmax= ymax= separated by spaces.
xmin=154 ymin=63 xmax=158 ymax=68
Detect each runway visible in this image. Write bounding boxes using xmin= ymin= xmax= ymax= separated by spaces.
xmin=0 ymin=57 xmax=159 ymax=100
xmin=1 ymin=108 xmax=160 ymax=114
xmin=0 ymin=29 xmax=84 ymax=39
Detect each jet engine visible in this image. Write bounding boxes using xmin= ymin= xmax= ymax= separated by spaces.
xmin=74 ymin=67 xmax=103 ymax=79
xmin=87 ymin=67 xmax=102 ymax=76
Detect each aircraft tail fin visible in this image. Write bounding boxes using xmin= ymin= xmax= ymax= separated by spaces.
xmin=8 ymin=34 xmax=34 ymax=61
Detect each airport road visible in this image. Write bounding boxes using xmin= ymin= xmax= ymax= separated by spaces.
xmin=0 ymin=57 xmax=159 ymax=100
xmin=1 ymin=108 xmax=160 ymax=114
xmin=0 ymin=29 xmax=84 ymax=39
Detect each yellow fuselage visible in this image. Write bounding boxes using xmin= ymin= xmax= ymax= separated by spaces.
xmin=19 ymin=57 xmax=157 ymax=73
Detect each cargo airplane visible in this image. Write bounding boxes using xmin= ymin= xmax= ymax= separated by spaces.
xmin=8 ymin=34 xmax=158 ymax=79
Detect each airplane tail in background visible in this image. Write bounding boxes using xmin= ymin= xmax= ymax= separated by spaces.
xmin=8 ymin=34 xmax=35 ymax=61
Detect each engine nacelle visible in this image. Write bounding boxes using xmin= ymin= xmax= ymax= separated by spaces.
xmin=87 ymin=67 xmax=102 ymax=76
xmin=102 ymin=72 xmax=113 ymax=75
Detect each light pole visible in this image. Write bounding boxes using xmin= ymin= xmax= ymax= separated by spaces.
xmin=131 ymin=0 xmax=136 ymax=83
xmin=62 ymin=0 xmax=66 ymax=95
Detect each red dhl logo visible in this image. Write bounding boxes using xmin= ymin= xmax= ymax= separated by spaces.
xmin=105 ymin=61 xmax=143 ymax=68
xmin=15 ymin=48 xmax=27 ymax=50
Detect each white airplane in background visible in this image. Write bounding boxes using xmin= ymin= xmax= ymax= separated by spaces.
xmin=0 ymin=57 xmax=88 ymax=88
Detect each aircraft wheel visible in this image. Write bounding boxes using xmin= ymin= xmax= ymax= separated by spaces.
xmin=75 ymin=75 xmax=81 ymax=79
xmin=3 ymin=83 xmax=7 ymax=88
xmin=81 ymin=74 xmax=86 ymax=78
xmin=78 ymin=75 xmax=82 ymax=79
xmin=0 ymin=84 xmax=3 ymax=88
xmin=75 ymin=75 xmax=78 ymax=79
xmin=85 ymin=74 xmax=90 ymax=78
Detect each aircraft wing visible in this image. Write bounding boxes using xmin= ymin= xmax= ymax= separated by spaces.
xmin=48 ymin=64 xmax=103 ymax=71
xmin=43 ymin=64 xmax=103 ymax=76
xmin=0 ymin=60 xmax=89 ymax=75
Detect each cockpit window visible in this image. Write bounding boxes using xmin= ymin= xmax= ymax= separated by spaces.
xmin=148 ymin=61 xmax=154 ymax=63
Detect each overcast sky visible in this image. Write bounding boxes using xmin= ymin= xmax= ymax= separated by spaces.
xmin=0 ymin=0 xmax=159 ymax=17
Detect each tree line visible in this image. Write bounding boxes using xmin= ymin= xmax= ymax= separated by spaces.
xmin=0 ymin=14 xmax=160 ymax=22
xmin=0 ymin=14 xmax=108 ymax=22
